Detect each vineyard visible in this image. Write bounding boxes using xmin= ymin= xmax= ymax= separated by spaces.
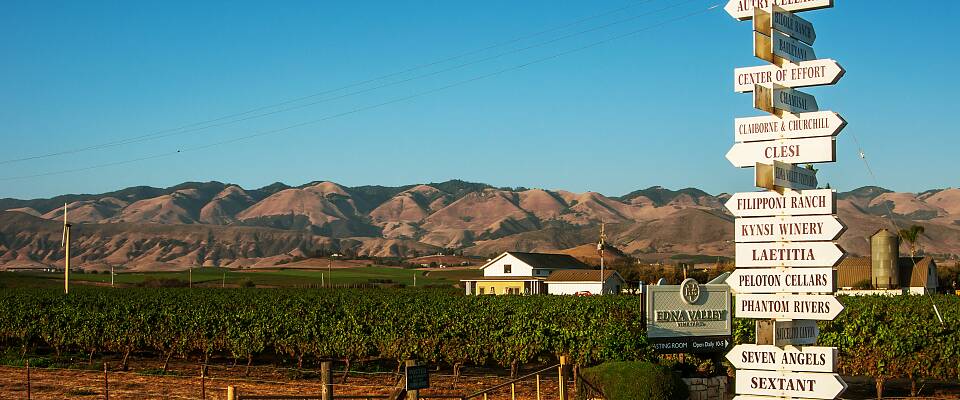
xmin=0 ymin=288 xmax=958 ymax=394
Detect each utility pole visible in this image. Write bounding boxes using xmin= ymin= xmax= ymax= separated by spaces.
xmin=189 ymin=268 xmax=192 ymax=288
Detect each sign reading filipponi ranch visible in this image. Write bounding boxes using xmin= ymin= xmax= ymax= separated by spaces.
xmin=735 ymin=111 xmax=845 ymax=142
xmin=646 ymin=278 xmax=732 ymax=353
xmin=725 ymin=189 xmax=835 ymax=217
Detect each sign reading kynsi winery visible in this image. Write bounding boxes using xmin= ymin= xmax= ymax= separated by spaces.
xmin=735 ymin=369 xmax=847 ymax=399
xmin=726 ymin=344 xmax=837 ymax=373
xmin=726 ymin=136 xmax=835 ymax=168
xmin=755 ymin=4 xmax=816 ymax=45
xmin=773 ymin=319 xmax=820 ymax=346
xmin=736 ymin=215 xmax=844 ymax=243
xmin=727 ymin=267 xmax=835 ymax=294
xmin=755 ymin=83 xmax=819 ymax=115
xmin=735 ymin=111 xmax=845 ymax=142
xmin=755 ymin=160 xmax=818 ymax=191
xmin=736 ymin=294 xmax=844 ymax=320
xmin=646 ymin=278 xmax=732 ymax=341
xmin=725 ymin=189 xmax=835 ymax=217
xmin=725 ymin=0 xmax=834 ymax=21
xmin=736 ymin=241 xmax=844 ymax=268
xmin=734 ymin=60 xmax=844 ymax=93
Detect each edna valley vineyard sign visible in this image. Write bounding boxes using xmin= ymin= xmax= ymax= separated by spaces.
xmin=646 ymin=279 xmax=732 ymax=354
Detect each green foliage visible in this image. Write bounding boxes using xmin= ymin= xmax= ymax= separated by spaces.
xmin=582 ymin=361 xmax=688 ymax=400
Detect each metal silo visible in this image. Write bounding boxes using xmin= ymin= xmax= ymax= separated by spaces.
xmin=871 ymin=229 xmax=899 ymax=289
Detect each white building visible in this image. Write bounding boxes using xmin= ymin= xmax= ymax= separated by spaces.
xmin=462 ymin=251 xmax=590 ymax=295
xmin=545 ymin=270 xmax=625 ymax=295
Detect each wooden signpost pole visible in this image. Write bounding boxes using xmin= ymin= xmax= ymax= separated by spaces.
xmin=726 ymin=2 xmax=846 ymax=400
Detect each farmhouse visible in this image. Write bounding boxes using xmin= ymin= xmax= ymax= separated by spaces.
xmin=462 ymin=251 xmax=594 ymax=295
xmin=836 ymin=229 xmax=939 ymax=295
xmin=545 ymin=269 xmax=625 ymax=295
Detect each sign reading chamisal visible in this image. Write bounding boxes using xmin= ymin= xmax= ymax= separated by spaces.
xmin=646 ymin=278 xmax=732 ymax=353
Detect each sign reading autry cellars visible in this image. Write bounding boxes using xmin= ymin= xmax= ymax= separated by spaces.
xmin=646 ymin=278 xmax=732 ymax=353
xmin=735 ymin=215 xmax=844 ymax=243
xmin=735 ymin=111 xmax=845 ymax=142
xmin=726 ymin=136 xmax=835 ymax=168
xmin=725 ymin=0 xmax=834 ymax=21
xmin=728 ymin=267 xmax=835 ymax=294
xmin=735 ymin=369 xmax=847 ymax=399
xmin=726 ymin=344 xmax=837 ymax=373
xmin=736 ymin=294 xmax=844 ymax=320
xmin=735 ymin=241 xmax=844 ymax=268
xmin=725 ymin=189 xmax=835 ymax=218
xmin=734 ymin=60 xmax=844 ymax=93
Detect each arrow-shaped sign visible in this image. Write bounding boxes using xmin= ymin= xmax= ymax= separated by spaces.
xmin=736 ymin=215 xmax=844 ymax=243
xmin=725 ymin=189 xmax=835 ymax=217
xmin=756 ymin=160 xmax=818 ymax=191
xmin=726 ymin=136 xmax=835 ymax=168
xmin=725 ymin=0 xmax=834 ymax=21
xmin=726 ymin=344 xmax=837 ymax=372
xmin=736 ymin=294 xmax=844 ymax=320
xmin=756 ymin=31 xmax=816 ymax=66
xmin=734 ymin=60 xmax=844 ymax=93
xmin=755 ymin=83 xmax=818 ymax=115
xmin=755 ymin=4 xmax=816 ymax=45
xmin=772 ymin=320 xmax=820 ymax=346
xmin=735 ymin=369 xmax=847 ymax=399
xmin=735 ymin=111 xmax=845 ymax=143
xmin=736 ymin=241 xmax=844 ymax=268
xmin=728 ymin=267 xmax=835 ymax=294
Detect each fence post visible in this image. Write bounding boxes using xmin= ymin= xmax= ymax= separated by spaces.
xmin=200 ymin=364 xmax=206 ymax=399
xmin=511 ymin=382 xmax=516 ymax=400
xmin=405 ymin=360 xmax=419 ymax=400
xmin=536 ymin=373 xmax=541 ymax=400
xmin=226 ymin=386 xmax=236 ymax=400
xmin=322 ymin=361 xmax=334 ymax=400
xmin=558 ymin=356 xmax=569 ymax=400
xmin=104 ymin=362 xmax=110 ymax=400
xmin=26 ymin=359 xmax=31 ymax=400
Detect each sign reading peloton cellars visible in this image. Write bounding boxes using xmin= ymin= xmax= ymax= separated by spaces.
xmin=728 ymin=267 xmax=834 ymax=294
xmin=726 ymin=344 xmax=837 ymax=373
xmin=726 ymin=136 xmax=835 ymax=168
xmin=726 ymin=189 xmax=835 ymax=217
xmin=725 ymin=0 xmax=834 ymax=21
xmin=736 ymin=294 xmax=844 ymax=320
xmin=735 ymin=369 xmax=847 ymax=399
xmin=735 ymin=215 xmax=844 ymax=243
xmin=736 ymin=242 xmax=843 ymax=268
xmin=735 ymin=111 xmax=845 ymax=143
xmin=734 ymin=60 xmax=844 ymax=93
xmin=646 ymin=279 xmax=732 ymax=339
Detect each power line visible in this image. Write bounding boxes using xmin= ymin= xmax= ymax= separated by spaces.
xmin=0 ymin=3 xmax=721 ymax=181
xmin=0 ymin=0 xmax=667 ymax=166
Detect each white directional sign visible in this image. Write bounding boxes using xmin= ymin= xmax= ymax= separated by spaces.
xmin=725 ymin=189 xmax=835 ymax=218
xmin=735 ymin=111 xmax=845 ymax=143
xmin=755 ymin=83 xmax=819 ymax=115
xmin=725 ymin=0 xmax=834 ymax=21
xmin=755 ymin=160 xmax=818 ymax=191
xmin=726 ymin=136 xmax=835 ymax=168
xmin=755 ymin=5 xmax=816 ymax=45
xmin=736 ymin=294 xmax=844 ymax=320
xmin=736 ymin=215 xmax=844 ymax=243
xmin=773 ymin=320 xmax=820 ymax=346
xmin=735 ymin=369 xmax=847 ymax=399
xmin=736 ymin=242 xmax=843 ymax=268
xmin=728 ymin=268 xmax=834 ymax=294
xmin=734 ymin=60 xmax=844 ymax=93
xmin=726 ymin=344 xmax=837 ymax=372
xmin=755 ymin=31 xmax=817 ymax=65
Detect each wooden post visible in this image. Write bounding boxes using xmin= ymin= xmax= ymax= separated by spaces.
xmin=26 ymin=359 xmax=31 ymax=400
xmin=405 ymin=360 xmax=419 ymax=400
xmin=200 ymin=364 xmax=206 ymax=399
xmin=226 ymin=386 xmax=236 ymax=400
xmin=103 ymin=363 xmax=109 ymax=400
xmin=321 ymin=361 xmax=334 ymax=400
xmin=536 ymin=373 xmax=541 ymax=400
xmin=558 ymin=356 xmax=569 ymax=400
xmin=511 ymin=382 xmax=516 ymax=400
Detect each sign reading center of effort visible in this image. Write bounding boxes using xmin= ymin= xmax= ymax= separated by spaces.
xmin=734 ymin=59 xmax=844 ymax=93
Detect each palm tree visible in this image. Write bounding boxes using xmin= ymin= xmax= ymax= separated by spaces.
xmin=898 ymin=225 xmax=926 ymax=257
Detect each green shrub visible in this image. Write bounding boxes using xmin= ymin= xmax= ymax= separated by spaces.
xmin=582 ymin=361 xmax=688 ymax=400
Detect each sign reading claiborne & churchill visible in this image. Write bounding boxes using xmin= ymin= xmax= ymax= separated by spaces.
xmin=646 ymin=278 xmax=732 ymax=353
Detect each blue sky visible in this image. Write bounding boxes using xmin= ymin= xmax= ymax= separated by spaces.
xmin=0 ymin=1 xmax=955 ymax=199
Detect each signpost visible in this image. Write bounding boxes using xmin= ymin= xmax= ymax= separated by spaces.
xmin=734 ymin=369 xmax=847 ymax=399
xmin=755 ymin=83 xmax=819 ymax=115
xmin=735 ymin=241 xmax=844 ymax=268
xmin=755 ymin=5 xmax=816 ymax=45
xmin=735 ymin=111 xmax=845 ymax=142
xmin=735 ymin=294 xmax=844 ymax=320
xmin=734 ymin=59 xmax=844 ymax=93
xmin=727 ymin=267 xmax=835 ymax=294
xmin=726 ymin=344 xmax=837 ymax=373
xmin=405 ymin=365 xmax=430 ymax=390
xmin=735 ymin=215 xmax=844 ymax=243
xmin=724 ymin=0 xmax=834 ymax=21
xmin=725 ymin=189 xmax=836 ymax=218
xmin=726 ymin=136 xmax=836 ymax=168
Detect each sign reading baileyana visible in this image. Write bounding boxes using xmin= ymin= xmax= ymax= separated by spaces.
xmin=646 ymin=278 xmax=733 ymax=353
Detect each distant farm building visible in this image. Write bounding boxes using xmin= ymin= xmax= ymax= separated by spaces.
xmin=837 ymin=229 xmax=939 ymax=295
xmin=545 ymin=269 xmax=625 ymax=295
xmin=463 ymin=251 xmax=616 ymax=295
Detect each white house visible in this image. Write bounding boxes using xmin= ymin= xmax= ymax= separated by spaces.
xmin=462 ymin=252 xmax=590 ymax=295
xmin=545 ymin=270 xmax=625 ymax=295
